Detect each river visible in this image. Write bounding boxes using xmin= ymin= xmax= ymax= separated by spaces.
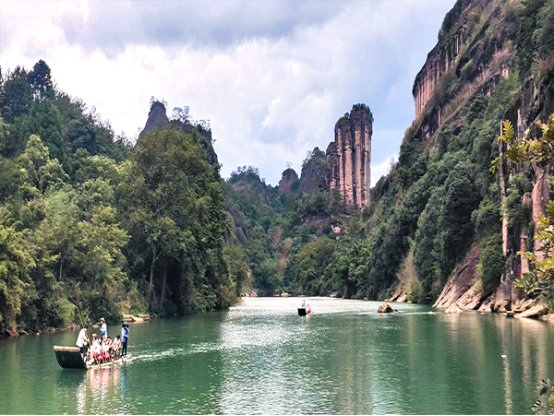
xmin=0 ymin=297 xmax=553 ymax=414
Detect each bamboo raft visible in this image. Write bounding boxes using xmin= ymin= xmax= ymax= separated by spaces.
xmin=53 ymin=346 xmax=132 ymax=370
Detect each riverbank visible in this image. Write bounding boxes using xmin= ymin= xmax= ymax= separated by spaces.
xmin=3 ymin=323 xmax=81 ymax=338
xmin=1 ymin=314 xmax=156 ymax=339
xmin=388 ymin=242 xmax=554 ymax=322
xmin=389 ymin=285 xmax=553 ymax=322
xmin=5 ymin=289 xmax=554 ymax=339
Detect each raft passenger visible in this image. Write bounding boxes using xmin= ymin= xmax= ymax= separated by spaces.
xmin=102 ymin=336 xmax=111 ymax=362
xmin=92 ymin=334 xmax=102 ymax=364
xmin=112 ymin=335 xmax=121 ymax=358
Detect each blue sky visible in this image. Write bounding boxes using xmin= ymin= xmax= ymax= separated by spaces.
xmin=0 ymin=0 xmax=457 ymax=185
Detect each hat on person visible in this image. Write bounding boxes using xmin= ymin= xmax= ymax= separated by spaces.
xmin=100 ymin=318 xmax=105 ymax=322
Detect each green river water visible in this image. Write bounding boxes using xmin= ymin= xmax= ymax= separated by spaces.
xmin=1 ymin=297 xmax=553 ymax=414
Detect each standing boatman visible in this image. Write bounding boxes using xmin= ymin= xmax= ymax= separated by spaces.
xmin=76 ymin=326 xmax=90 ymax=360
xmin=121 ymin=322 xmax=129 ymax=356
xmin=100 ymin=317 xmax=107 ymax=338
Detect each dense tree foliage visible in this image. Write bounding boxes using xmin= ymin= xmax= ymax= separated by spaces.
xmin=0 ymin=61 xmax=242 ymax=334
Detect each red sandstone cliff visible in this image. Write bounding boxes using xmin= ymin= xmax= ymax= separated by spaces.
xmin=326 ymin=104 xmax=373 ymax=208
xmin=411 ymin=0 xmax=553 ymax=316
xmin=410 ymin=0 xmax=517 ymax=140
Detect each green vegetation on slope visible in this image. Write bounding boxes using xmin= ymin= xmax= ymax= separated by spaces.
xmin=226 ymin=0 xmax=554 ymax=308
xmin=0 ymin=61 xmax=242 ymax=334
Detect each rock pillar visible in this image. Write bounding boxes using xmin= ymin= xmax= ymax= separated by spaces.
xmin=327 ymin=105 xmax=373 ymax=208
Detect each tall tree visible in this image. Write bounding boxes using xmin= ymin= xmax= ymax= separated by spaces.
xmin=18 ymin=134 xmax=67 ymax=193
xmin=0 ymin=65 xmax=4 ymax=109
xmin=0 ymin=225 xmax=36 ymax=332
xmin=14 ymin=99 xmax=67 ymax=163
xmin=0 ymin=115 xmax=10 ymax=155
xmin=67 ymin=118 xmax=97 ymax=154
xmin=28 ymin=60 xmax=53 ymax=100
xmin=1 ymin=67 xmax=32 ymax=124
xmin=120 ymin=129 xmax=231 ymax=311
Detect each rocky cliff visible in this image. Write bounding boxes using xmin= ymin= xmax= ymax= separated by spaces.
xmin=326 ymin=104 xmax=372 ymax=208
xmin=410 ymin=0 xmax=517 ymax=140
xmin=277 ymin=148 xmax=328 ymax=196
xmin=139 ymin=101 xmax=170 ymax=140
xmin=392 ymin=0 xmax=554 ymax=317
xmin=139 ymin=101 xmax=218 ymax=165
xmin=278 ymin=168 xmax=299 ymax=196
xmin=298 ymin=147 xmax=327 ymax=194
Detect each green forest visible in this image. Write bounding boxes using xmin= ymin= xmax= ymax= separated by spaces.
xmin=4 ymin=0 xmax=554 ymax=335
xmin=0 ymin=61 xmax=246 ymax=334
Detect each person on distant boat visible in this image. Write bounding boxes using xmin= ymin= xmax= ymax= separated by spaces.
xmin=106 ymin=336 xmax=113 ymax=357
xmin=76 ymin=326 xmax=90 ymax=360
xmin=100 ymin=317 xmax=107 ymax=338
xmin=112 ymin=335 xmax=122 ymax=358
xmin=121 ymin=322 xmax=129 ymax=356
xmin=102 ymin=336 xmax=111 ymax=362
xmin=85 ymin=349 xmax=95 ymax=366
xmin=92 ymin=334 xmax=102 ymax=364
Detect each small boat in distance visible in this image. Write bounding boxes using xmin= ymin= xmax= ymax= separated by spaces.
xmin=53 ymin=346 xmax=132 ymax=370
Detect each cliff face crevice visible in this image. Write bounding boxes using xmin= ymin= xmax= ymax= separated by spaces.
xmin=326 ymin=105 xmax=373 ymax=208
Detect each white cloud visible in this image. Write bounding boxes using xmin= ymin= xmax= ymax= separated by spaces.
xmin=371 ymin=154 xmax=398 ymax=187
xmin=0 ymin=0 xmax=457 ymax=185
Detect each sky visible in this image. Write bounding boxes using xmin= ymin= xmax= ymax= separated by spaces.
xmin=0 ymin=0 xmax=457 ymax=186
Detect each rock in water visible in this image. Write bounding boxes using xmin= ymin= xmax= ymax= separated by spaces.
xmin=445 ymin=303 xmax=462 ymax=314
xmin=378 ymin=303 xmax=397 ymax=313
xmin=516 ymin=304 xmax=548 ymax=319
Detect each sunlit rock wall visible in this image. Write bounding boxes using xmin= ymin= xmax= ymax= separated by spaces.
xmin=326 ymin=106 xmax=372 ymax=208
